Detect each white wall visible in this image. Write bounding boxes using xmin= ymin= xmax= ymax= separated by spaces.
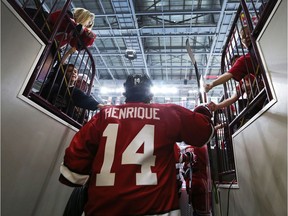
xmin=1 ymin=2 xmax=76 ymax=215
xmin=217 ymin=0 xmax=287 ymax=215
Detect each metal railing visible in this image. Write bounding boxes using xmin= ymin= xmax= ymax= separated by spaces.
xmin=8 ymin=0 xmax=98 ymax=129
xmin=210 ymin=0 xmax=276 ymax=184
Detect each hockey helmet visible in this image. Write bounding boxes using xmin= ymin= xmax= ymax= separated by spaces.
xmin=123 ymin=74 xmax=153 ymax=103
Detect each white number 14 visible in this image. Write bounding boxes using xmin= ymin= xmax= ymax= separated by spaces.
xmin=96 ymin=124 xmax=157 ymax=186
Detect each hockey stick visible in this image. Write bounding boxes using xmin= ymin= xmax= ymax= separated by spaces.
xmin=186 ymin=38 xmax=219 ymax=215
xmin=185 ymin=38 xmax=207 ymax=103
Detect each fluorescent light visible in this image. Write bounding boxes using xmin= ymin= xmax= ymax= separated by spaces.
xmin=100 ymin=87 xmax=124 ymax=94
xmin=188 ymin=89 xmax=198 ymax=94
xmin=100 ymin=87 xmax=109 ymax=94
xmin=151 ymin=86 xmax=178 ymax=94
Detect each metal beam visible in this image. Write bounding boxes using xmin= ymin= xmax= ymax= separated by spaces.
xmin=128 ymin=0 xmax=150 ymax=77
xmin=93 ymin=9 xmax=238 ymax=17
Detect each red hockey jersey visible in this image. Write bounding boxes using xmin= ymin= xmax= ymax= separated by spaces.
xmin=60 ymin=102 xmax=214 ymax=216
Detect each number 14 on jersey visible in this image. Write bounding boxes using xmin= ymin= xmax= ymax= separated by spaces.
xmin=96 ymin=124 xmax=157 ymax=186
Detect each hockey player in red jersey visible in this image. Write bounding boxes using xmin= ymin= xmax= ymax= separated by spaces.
xmin=183 ymin=144 xmax=212 ymax=216
xmin=59 ymin=74 xmax=215 ymax=216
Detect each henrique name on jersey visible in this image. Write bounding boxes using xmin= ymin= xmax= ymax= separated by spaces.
xmin=104 ymin=106 xmax=161 ymax=120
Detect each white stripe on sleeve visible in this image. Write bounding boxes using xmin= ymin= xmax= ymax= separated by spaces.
xmin=60 ymin=162 xmax=89 ymax=185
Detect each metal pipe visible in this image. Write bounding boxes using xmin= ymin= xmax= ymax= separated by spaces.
xmin=204 ymin=0 xmax=229 ymax=77
xmin=128 ymin=0 xmax=151 ymax=77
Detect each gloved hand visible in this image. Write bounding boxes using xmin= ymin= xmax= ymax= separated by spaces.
xmin=73 ymin=24 xmax=83 ymax=37
xmin=70 ymin=27 xmax=96 ymax=51
xmin=194 ymin=104 xmax=213 ymax=119
xmin=185 ymin=151 xmax=194 ymax=162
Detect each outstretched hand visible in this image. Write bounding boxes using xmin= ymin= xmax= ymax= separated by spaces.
xmin=214 ymin=122 xmax=227 ymax=131
xmin=207 ymin=101 xmax=217 ymax=111
xmin=203 ymin=83 xmax=213 ymax=93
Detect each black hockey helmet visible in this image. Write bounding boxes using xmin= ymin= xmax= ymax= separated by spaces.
xmin=123 ymin=74 xmax=153 ymax=103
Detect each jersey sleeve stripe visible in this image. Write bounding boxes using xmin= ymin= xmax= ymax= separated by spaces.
xmin=204 ymin=125 xmax=215 ymax=145
xmin=60 ymin=163 xmax=89 ymax=185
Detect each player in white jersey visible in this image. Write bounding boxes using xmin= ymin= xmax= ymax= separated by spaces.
xmin=60 ymin=74 xmax=215 ymax=216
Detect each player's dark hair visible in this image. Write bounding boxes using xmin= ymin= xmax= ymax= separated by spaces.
xmin=123 ymin=74 xmax=153 ymax=103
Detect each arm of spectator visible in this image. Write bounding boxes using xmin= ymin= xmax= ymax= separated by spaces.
xmin=214 ymin=122 xmax=226 ymax=131
xmin=72 ymin=88 xmax=101 ymax=110
xmin=97 ymin=104 xmax=106 ymax=110
xmin=212 ymin=93 xmax=238 ymax=111
xmin=204 ymin=73 xmax=233 ymax=93
xmin=207 ymin=101 xmax=217 ymax=111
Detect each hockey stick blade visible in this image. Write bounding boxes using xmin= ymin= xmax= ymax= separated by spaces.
xmin=186 ymin=38 xmax=203 ymax=103
xmin=186 ymin=38 xmax=200 ymax=87
xmin=186 ymin=38 xmax=196 ymax=65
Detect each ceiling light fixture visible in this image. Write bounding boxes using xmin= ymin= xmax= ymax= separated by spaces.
xmin=151 ymin=86 xmax=178 ymax=95
xmin=124 ymin=49 xmax=137 ymax=60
